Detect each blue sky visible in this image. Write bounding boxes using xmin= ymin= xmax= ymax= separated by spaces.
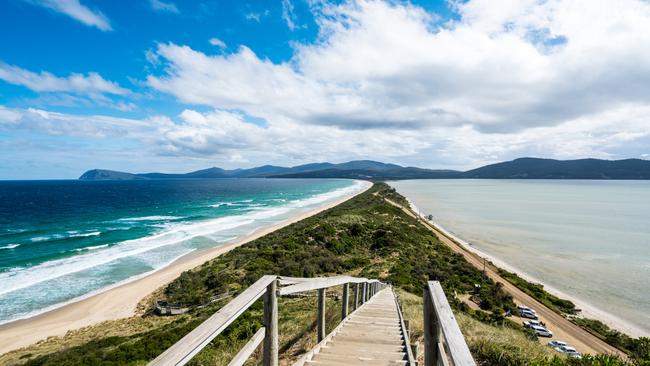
xmin=1 ymin=0 xmax=649 ymax=179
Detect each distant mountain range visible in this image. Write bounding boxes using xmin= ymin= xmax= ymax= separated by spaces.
xmin=79 ymin=158 xmax=650 ymax=181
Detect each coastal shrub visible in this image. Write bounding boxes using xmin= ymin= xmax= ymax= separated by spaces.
xmin=496 ymin=268 xmax=577 ymax=314
xmin=572 ymin=318 xmax=650 ymax=362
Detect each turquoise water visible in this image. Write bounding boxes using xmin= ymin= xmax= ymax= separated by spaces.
xmin=0 ymin=178 xmax=366 ymax=324
xmin=389 ymin=180 xmax=650 ymax=336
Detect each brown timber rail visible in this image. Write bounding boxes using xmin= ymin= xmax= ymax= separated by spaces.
xmin=147 ymin=274 xmax=387 ymax=366
xmin=424 ymin=281 xmax=476 ymax=366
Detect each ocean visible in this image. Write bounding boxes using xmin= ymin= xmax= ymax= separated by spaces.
xmin=389 ymin=179 xmax=650 ymax=336
xmin=0 ymin=178 xmax=366 ymax=324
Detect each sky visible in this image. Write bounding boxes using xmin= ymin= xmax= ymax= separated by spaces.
xmin=1 ymin=0 xmax=649 ymax=179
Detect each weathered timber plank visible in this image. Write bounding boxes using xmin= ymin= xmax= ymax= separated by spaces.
xmin=227 ymin=327 xmax=265 ymax=366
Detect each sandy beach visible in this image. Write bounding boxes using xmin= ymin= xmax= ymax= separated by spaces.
xmin=0 ymin=180 xmax=372 ymax=355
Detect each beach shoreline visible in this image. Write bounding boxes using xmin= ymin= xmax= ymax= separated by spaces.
xmin=0 ymin=180 xmax=372 ymax=355
xmin=406 ymin=199 xmax=648 ymax=338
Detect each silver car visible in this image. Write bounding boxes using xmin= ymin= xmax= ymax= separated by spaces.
xmin=520 ymin=309 xmax=539 ymax=320
xmin=531 ymin=325 xmax=553 ymax=337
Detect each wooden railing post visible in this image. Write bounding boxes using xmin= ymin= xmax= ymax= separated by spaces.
xmin=263 ymin=279 xmax=278 ymax=366
xmin=361 ymin=283 xmax=366 ymax=304
xmin=341 ymin=283 xmax=349 ymax=320
xmin=317 ymin=288 xmax=326 ymax=342
xmin=353 ymin=283 xmax=359 ymax=310
xmin=424 ymin=281 xmax=475 ymax=366
xmin=423 ymin=286 xmax=439 ymax=366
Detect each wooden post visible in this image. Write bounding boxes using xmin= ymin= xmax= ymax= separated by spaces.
xmin=317 ymin=288 xmax=326 ymax=342
xmin=423 ymin=287 xmax=439 ymax=366
xmin=341 ymin=283 xmax=349 ymax=320
xmin=360 ymin=283 xmax=366 ymax=304
xmin=353 ymin=283 xmax=359 ymax=310
xmin=263 ymin=279 xmax=278 ymax=366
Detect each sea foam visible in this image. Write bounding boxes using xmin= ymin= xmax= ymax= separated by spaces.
xmin=0 ymin=180 xmax=367 ymax=300
xmin=117 ymin=216 xmax=183 ymax=222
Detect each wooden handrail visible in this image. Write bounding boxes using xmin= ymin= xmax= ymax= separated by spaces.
xmin=424 ymin=281 xmax=475 ymax=366
xmin=149 ymin=275 xmax=277 ymax=366
xmin=148 ymin=274 xmax=386 ymax=366
xmin=279 ymin=275 xmax=378 ymax=296
xmin=227 ymin=327 xmax=265 ymax=366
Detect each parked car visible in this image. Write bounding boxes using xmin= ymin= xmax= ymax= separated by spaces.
xmin=519 ymin=309 xmax=539 ymax=320
xmin=565 ymin=350 xmax=583 ymax=359
xmin=523 ymin=320 xmax=541 ymax=328
xmin=559 ymin=346 xmax=583 ymax=359
xmin=531 ymin=325 xmax=553 ymax=337
xmin=548 ymin=340 xmax=568 ymax=349
xmin=518 ymin=305 xmax=537 ymax=314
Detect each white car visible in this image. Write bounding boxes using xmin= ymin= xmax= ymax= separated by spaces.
xmin=518 ymin=305 xmax=537 ymax=314
xmin=559 ymin=346 xmax=583 ymax=359
xmin=523 ymin=320 xmax=541 ymax=328
xmin=548 ymin=340 xmax=567 ymax=349
xmin=531 ymin=325 xmax=553 ymax=337
xmin=566 ymin=350 xmax=583 ymax=359
xmin=519 ymin=309 xmax=539 ymax=320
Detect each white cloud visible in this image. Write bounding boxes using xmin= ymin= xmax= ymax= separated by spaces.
xmin=0 ymin=62 xmax=128 ymax=95
xmin=3 ymin=101 xmax=648 ymax=173
xmin=209 ymin=38 xmax=227 ymax=49
xmin=6 ymin=0 xmax=650 ymax=174
xmin=142 ymin=0 xmax=650 ymax=167
xmin=0 ymin=62 xmax=133 ymax=111
xmin=0 ymin=106 xmax=156 ymax=140
xmin=282 ymin=0 xmax=298 ymax=30
xmin=29 ymin=0 xmax=112 ymax=31
xmin=244 ymin=9 xmax=269 ymax=22
xmin=0 ymin=106 xmax=23 ymax=125
xmin=149 ymin=0 xmax=179 ymax=14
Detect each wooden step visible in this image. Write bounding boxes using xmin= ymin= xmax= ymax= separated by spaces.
xmin=295 ymin=288 xmax=410 ymax=366
xmin=311 ymin=352 xmax=407 ymax=364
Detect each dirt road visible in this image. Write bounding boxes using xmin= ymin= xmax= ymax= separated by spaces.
xmin=385 ymin=198 xmax=625 ymax=357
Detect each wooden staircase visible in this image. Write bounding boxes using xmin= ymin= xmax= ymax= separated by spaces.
xmin=149 ymin=275 xmax=474 ymax=366
xmin=295 ymin=288 xmax=412 ymax=366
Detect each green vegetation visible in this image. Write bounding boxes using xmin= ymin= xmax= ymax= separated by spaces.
xmin=571 ymin=318 xmax=650 ymax=363
xmin=496 ymin=266 xmax=650 ymax=363
xmin=6 ymin=183 xmax=646 ymax=366
xmin=496 ymin=268 xmax=577 ymax=314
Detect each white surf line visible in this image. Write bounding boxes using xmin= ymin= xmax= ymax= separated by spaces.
xmin=2 ymin=185 xmax=371 ymax=296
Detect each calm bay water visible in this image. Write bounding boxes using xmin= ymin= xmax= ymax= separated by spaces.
xmin=0 ymin=178 xmax=365 ymax=324
xmin=390 ymin=179 xmax=650 ymax=336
